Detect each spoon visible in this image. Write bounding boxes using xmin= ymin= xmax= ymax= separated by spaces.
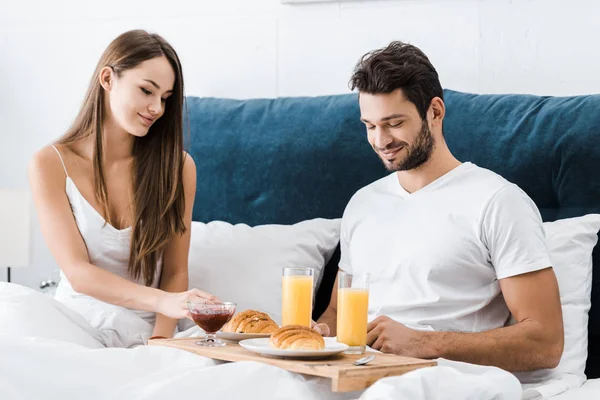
xmin=353 ymin=354 xmax=376 ymax=366
xmin=303 ymin=354 xmax=376 ymax=367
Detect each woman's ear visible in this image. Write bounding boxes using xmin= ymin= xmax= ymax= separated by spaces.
xmin=99 ymin=66 xmax=114 ymax=91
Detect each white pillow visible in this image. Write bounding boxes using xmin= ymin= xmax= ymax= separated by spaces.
xmin=0 ymin=283 xmax=105 ymax=348
xmin=184 ymin=218 xmax=341 ymax=329
xmin=517 ymin=214 xmax=600 ymax=394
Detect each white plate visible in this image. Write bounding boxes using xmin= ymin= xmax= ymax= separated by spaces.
xmin=239 ymin=337 xmax=349 ymax=359
xmin=216 ymin=331 xmax=272 ymax=341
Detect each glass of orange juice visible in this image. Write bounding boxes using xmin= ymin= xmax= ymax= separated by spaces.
xmin=337 ymin=271 xmax=370 ymax=354
xmin=281 ymin=267 xmax=314 ymax=327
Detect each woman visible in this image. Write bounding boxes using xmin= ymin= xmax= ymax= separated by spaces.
xmin=28 ymin=30 xmax=214 ymax=345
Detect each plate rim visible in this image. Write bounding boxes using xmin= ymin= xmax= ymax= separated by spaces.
xmin=239 ymin=337 xmax=349 ymax=357
xmin=216 ymin=331 xmax=272 ymax=340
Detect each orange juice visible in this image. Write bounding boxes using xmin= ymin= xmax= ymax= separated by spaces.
xmin=337 ymin=288 xmax=369 ymax=347
xmin=282 ymin=275 xmax=313 ymax=327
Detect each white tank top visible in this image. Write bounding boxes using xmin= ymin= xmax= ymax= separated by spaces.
xmin=51 ymin=145 xmax=162 ymax=344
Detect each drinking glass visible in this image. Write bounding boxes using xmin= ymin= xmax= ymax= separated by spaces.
xmin=281 ymin=267 xmax=314 ymax=327
xmin=337 ymin=271 xmax=370 ymax=354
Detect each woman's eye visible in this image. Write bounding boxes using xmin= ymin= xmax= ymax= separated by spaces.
xmin=161 ymin=98 xmax=167 ymax=103
xmin=141 ymin=88 xmax=152 ymax=95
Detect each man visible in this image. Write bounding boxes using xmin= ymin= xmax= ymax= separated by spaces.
xmin=316 ymin=41 xmax=564 ymax=372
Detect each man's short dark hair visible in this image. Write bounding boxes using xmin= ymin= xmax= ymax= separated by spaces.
xmin=349 ymin=41 xmax=443 ymax=120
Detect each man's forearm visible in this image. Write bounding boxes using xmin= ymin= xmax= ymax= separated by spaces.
xmin=317 ymin=307 xmax=337 ymax=337
xmin=423 ymin=320 xmax=563 ymax=372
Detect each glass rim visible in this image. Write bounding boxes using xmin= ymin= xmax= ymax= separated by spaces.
xmin=338 ymin=271 xmax=370 ymax=289
xmin=187 ymin=301 xmax=236 ymax=309
xmin=338 ymin=271 xmax=370 ymax=278
xmin=282 ymin=267 xmax=314 ymax=276
xmin=282 ymin=267 xmax=314 ymax=272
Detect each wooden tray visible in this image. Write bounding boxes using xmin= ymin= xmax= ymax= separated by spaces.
xmin=148 ymin=337 xmax=437 ymax=392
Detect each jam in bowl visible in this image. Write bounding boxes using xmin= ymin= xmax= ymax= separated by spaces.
xmin=187 ymin=301 xmax=236 ymax=347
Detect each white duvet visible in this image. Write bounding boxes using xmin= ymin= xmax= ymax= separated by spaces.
xmin=0 ymin=283 xmax=569 ymax=400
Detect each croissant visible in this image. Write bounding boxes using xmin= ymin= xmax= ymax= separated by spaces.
xmin=269 ymin=325 xmax=325 ymax=350
xmin=222 ymin=310 xmax=279 ymax=334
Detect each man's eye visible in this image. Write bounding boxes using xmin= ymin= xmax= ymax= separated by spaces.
xmin=141 ymin=88 xmax=152 ymax=95
xmin=389 ymin=122 xmax=403 ymax=128
xmin=367 ymin=125 xmax=376 ymax=130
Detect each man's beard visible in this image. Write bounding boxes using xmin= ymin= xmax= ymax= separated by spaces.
xmin=376 ymin=121 xmax=435 ymax=172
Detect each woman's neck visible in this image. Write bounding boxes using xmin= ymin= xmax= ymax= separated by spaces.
xmin=100 ymin=117 xmax=134 ymax=164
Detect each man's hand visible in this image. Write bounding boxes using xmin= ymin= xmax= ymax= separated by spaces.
xmin=367 ymin=315 xmax=433 ymax=359
xmin=311 ymin=320 xmax=331 ymax=337
xmin=365 ymin=268 xmax=563 ymax=371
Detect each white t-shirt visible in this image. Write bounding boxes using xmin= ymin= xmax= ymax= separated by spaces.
xmin=340 ymin=162 xmax=551 ymax=333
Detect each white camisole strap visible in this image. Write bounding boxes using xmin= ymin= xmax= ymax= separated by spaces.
xmin=51 ymin=145 xmax=69 ymax=178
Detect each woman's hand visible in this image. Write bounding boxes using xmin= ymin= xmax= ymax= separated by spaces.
xmin=156 ymin=288 xmax=219 ymax=319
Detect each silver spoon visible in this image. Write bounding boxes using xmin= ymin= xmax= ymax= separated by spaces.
xmin=353 ymin=354 xmax=376 ymax=366
xmin=303 ymin=354 xmax=376 ymax=367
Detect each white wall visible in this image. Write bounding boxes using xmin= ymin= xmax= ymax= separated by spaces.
xmin=1 ymin=0 xmax=599 ymax=289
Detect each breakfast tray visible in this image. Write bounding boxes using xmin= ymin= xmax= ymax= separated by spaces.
xmin=148 ymin=337 xmax=437 ymax=392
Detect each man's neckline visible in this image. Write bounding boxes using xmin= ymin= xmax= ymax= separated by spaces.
xmin=392 ymin=162 xmax=473 ymax=197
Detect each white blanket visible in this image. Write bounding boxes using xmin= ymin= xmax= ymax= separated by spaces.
xmin=0 ymin=283 xmax=551 ymax=400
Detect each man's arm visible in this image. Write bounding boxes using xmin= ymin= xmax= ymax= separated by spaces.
xmin=316 ymin=271 xmax=339 ymax=336
xmin=368 ymin=267 xmax=564 ymax=371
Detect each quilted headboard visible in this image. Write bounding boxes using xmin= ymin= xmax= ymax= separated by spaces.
xmin=185 ymin=90 xmax=600 ymax=377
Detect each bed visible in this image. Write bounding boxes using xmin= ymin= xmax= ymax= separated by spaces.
xmin=1 ymin=89 xmax=599 ymax=399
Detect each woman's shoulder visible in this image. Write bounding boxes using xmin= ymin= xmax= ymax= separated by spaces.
xmin=182 ymin=151 xmax=196 ymax=189
xmin=28 ymin=144 xmax=72 ymax=188
xmin=182 ymin=151 xmax=196 ymax=176
xmin=183 ymin=151 xmax=195 ymax=166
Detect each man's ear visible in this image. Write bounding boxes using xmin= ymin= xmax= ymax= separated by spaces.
xmin=428 ymin=97 xmax=445 ymax=128
xmin=99 ymin=66 xmax=114 ymax=91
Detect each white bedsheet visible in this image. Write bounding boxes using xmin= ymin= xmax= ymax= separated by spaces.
xmin=0 ymin=283 xmax=581 ymax=400
xmin=549 ymin=379 xmax=600 ymax=400
xmin=0 ymin=335 xmax=524 ymax=400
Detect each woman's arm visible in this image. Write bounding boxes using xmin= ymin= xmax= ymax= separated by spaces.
xmin=28 ymin=147 xmax=213 ymax=320
xmin=152 ymin=153 xmax=197 ymax=338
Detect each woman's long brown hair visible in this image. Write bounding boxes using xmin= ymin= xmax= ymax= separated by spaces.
xmin=57 ymin=30 xmax=187 ymax=286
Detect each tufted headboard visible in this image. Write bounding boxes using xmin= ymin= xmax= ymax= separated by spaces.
xmin=185 ymin=90 xmax=600 ymax=377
